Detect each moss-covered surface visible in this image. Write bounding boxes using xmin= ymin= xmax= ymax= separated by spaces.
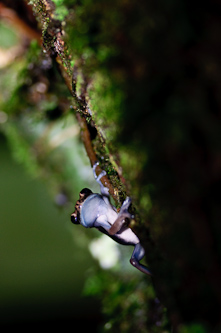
xmin=1 ymin=0 xmax=221 ymax=331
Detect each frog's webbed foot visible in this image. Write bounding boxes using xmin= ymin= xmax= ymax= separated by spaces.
xmin=109 ymin=197 xmax=134 ymax=235
xmin=93 ymin=162 xmax=109 ymax=197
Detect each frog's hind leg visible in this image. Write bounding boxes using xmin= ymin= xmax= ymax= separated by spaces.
xmin=130 ymin=243 xmax=152 ymax=275
xmin=108 ymin=197 xmax=133 ymax=235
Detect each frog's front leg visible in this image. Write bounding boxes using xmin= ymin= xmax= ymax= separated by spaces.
xmin=93 ymin=162 xmax=109 ymax=197
xmin=130 ymin=243 xmax=152 ymax=275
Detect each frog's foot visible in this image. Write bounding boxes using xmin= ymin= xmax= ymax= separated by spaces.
xmin=93 ymin=161 xmax=106 ymax=181
xmin=130 ymin=243 xmax=152 ymax=275
xmin=109 ymin=197 xmax=134 ymax=235
xmin=120 ymin=197 xmax=134 ymax=218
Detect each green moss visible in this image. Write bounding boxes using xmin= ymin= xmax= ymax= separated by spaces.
xmin=84 ymin=268 xmax=168 ymax=332
xmin=88 ymin=72 xmax=124 ymax=143
xmin=51 ymin=0 xmax=69 ymax=21
xmin=178 ymin=323 xmax=207 ymax=333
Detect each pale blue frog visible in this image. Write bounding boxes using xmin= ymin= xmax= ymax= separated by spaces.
xmin=71 ymin=162 xmax=151 ymax=275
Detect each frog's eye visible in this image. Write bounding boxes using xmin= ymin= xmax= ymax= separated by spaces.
xmin=79 ymin=188 xmax=92 ymax=199
xmin=71 ymin=212 xmax=79 ymax=224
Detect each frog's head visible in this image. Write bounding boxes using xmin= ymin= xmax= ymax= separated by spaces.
xmin=71 ymin=188 xmax=93 ymax=224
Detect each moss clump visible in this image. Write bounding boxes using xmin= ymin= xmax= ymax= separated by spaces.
xmin=51 ymin=0 xmax=69 ymax=21
xmin=88 ymin=72 xmax=124 ymax=144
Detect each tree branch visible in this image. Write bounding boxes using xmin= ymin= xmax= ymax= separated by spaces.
xmin=29 ymin=0 xmax=123 ymax=205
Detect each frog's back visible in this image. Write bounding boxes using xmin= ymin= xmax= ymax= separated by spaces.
xmin=80 ymin=193 xmax=106 ymax=227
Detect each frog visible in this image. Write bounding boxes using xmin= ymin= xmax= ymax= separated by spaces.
xmin=71 ymin=162 xmax=151 ymax=275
